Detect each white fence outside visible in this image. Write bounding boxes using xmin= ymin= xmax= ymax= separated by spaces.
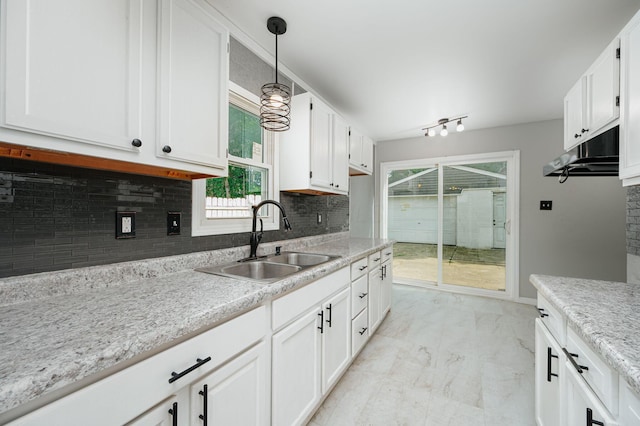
xmin=205 ymin=195 xmax=263 ymax=218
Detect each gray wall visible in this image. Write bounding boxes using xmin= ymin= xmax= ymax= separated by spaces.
xmin=349 ymin=174 xmax=375 ymax=238
xmin=376 ymin=119 xmax=627 ymax=299
xmin=0 ymin=38 xmax=349 ymax=278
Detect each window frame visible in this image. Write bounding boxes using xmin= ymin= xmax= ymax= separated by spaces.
xmin=191 ymin=82 xmax=280 ymax=236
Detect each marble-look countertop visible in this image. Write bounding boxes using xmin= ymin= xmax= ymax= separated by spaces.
xmin=530 ymin=274 xmax=640 ymax=397
xmin=0 ymin=232 xmax=393 ymax=417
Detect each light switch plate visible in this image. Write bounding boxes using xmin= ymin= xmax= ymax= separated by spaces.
xmin=116 ymin=211 xmax=136 ymax=239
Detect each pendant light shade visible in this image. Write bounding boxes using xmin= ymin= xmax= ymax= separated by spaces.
xmin=260 ymin=17 xmax=291 ymax=132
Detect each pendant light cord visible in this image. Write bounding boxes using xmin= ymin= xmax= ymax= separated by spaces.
xmin=274 ymin=30 xmax=279 ymax=84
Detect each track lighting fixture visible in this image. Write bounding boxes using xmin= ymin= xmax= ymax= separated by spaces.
xmin=423 ymin=116 xmax=468 ymax=137
xmin=260 ymin=17 xmax=291 ymax=132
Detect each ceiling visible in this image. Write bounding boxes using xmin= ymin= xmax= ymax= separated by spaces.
xmin=209 ymin=0 xmax=640 ymax=141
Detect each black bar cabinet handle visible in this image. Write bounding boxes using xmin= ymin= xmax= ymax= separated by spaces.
xmin=318 ymin=311 xmax=324 ymax=333
xmin=586 ymin=407 xmax=604 ymax=426
xmin=537 ymin=308 xmax=549 ymax=318
xmin=547 ymin=347 xmax=558 ymax=382
xmin=359 ymin=292 xmax=368 ymax=299
xmin=359 ymin=327 xmax=368 ymax=335
xmin=169 ymin=356 xmax=212 ymax=383
xmin=326 ymin=303 xmax=332 ymax=327
xmin=359 ymin=265 xmax=368 ymax=271
xmin=199 ymin=384 xmax=208 ymax=425
xmin=168 ymin=402 xmax=178 ymax=426
xmin=373 ymin=257 xmax=381 ymax=262
xmin=563 ymin=348 xmax=589 ymax=374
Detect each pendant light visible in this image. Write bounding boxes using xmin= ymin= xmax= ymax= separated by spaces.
xmin=260 ymin=17 xmax=291 ymax=132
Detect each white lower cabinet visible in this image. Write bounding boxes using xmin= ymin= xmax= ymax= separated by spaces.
xmin=126 ymin=395 xmax=186 ymax=426
xmin=271 ymin=267 xmax=351 ymax=426
xmin=10 ymin=306 xmax=267 ymax=426
xmin=189 ymin=342 xmax=268 ymax=426
xmin=535 ymin=292 xmax=639 ymax=426
xmin=535 ymin=319 xmax=564 ymax=426
xmin=272 ymin=308 xmax=323 ymax=426
xmin=565 ymin=361 xmax=618 ymax=426
xmin=620 ymin=382 xmax=640 ymax=424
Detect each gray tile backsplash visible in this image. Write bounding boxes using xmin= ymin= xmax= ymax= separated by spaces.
xmin=0 ymin=158 xmax=348 ymax=278
xmin=627 ymin=186 xmax=640 ymax=256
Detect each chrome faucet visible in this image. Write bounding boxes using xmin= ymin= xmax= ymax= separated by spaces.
xmin=248 ymin=200 xmax=292 ymax=259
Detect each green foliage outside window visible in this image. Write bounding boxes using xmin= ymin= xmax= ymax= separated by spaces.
xmin=205 ymin=104 xmax=266 ymax=199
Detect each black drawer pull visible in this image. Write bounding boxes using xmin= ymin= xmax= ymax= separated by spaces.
xmin=359 ymin=292 xmax=368 ymax=299
xmin=547 ymin=347 xmax=558 ymax=382
xmin=131 ymin=138 xmax=142 ymax=147
xmin=169 ymin=356 xmax=212 ymax=383
xmin=359 ymin=327 xmax=368 ymax=335
xmin=537 ymin=308 xmax=549 ymax=318
xmin=318 ymin=311 xmax=324 ymax=334
xmin=587 ymin=407 xmax=604 ymax=426
xmin=326 ymin=303 xmax=332 ymax=328
xmin=563 ymin=348 xmax=589 ymax=374
xmin=199 ymin=384 xmax=208 ymax=425
xmin=373 ymin=257 xmax=381 ymax=262
xmin=358 ymin=265 xmax=368 ymax=271
xmin=168 ymin=402 xmax=178 ymax=426
xmin=162 ymin=145 xmax=172 ymax=153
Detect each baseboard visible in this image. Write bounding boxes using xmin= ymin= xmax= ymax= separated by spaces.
xmin=517 ymin=296 xmax=536 ymax=306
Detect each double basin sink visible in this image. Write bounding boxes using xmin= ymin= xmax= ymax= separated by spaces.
xmin=196 ymin=252 xmax=340 ymax=283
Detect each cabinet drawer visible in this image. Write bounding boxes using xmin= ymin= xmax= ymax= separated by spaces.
xmin=10 ymin=306 xmax=267 ymax=426
xmin=566 ymin=327 xmax=619 ymax=415
xmin=351 ymin=274 xmax=368 ymax=318
xmin=351 ymin=257 xmax=369 ymax=280
xmin=272 ymin=267 xmax=350 ymax=331
xmin=368 ymin=251 xmax=382 ymax=269
xmin=351 ymin=308 xmax=369 ymax=356
xmin=537 ymin=293 xmax=566 ymax=345
xmin=381 ymin=247 xmax=393 ymax=261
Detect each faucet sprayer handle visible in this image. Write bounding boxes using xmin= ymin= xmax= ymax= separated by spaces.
xmin=259 ymin=218 xmax=263 ymax=234
xmin=283 ymin=217 xmax=292 ymax=231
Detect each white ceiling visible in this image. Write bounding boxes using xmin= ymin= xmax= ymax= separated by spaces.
xmin=209 ymin=0 xmax=640 ymax=141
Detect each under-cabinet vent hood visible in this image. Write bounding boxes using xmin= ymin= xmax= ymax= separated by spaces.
xmin=543 ymin=126 xmax=619 ymax=182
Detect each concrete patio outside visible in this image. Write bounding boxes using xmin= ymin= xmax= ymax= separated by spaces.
xmin=392 ymin=242 xmax=506 ymax=291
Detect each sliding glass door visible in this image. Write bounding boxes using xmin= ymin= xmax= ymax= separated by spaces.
xmin=381 ymin=151 xmax=518 ymax=299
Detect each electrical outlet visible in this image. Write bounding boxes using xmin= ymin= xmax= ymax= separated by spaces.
xmin=116 ymin=212 xmax=136 ymax=239
xmin=540 ymin=200 xmax=553 ymax=211
xmin=317 ymin=213 xmax=322 ymax=224
xmin=167 ymin=212 xmax=181 ymax=235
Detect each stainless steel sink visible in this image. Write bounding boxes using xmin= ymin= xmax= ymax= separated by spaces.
xmin=195 ymin=251 xmax=339 ymax=283
xmin=220 ymin=261 xmax=301 ymax=280
xmin=267 ymin=252 xmax=333 ymax=266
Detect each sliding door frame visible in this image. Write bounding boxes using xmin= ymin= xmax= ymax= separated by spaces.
xmin=380 ymin=150 xmax=520 ymax=300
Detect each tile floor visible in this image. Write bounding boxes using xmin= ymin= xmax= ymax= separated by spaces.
xmin=308 ymin=284 xmax=538 ymax=426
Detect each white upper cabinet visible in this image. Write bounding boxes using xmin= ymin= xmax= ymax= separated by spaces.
xmin=564 ymin=78 xmax=586 ymax=150
xmin=157 ymin=0 xmax=228 ymax=172
xmin=279 ymin=93 xmax=349 ymax=195
xmin=349 ymin=129 xmax=374 ymax=176
xmin=0 ymin=0 xmax=229 ymax=178
xmin=564 ymin=38 xmax=620 ymax=151
xmin=620 ymin=10 xmax=640 ymax=185
xmin=2 ymin=0 xmax=145 ymax=152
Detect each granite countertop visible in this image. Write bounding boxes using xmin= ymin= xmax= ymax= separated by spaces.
xmin=0 ymin=232 xmax=393 ymax=417
xmin=530 ymin=274 xmax=640 ymax=397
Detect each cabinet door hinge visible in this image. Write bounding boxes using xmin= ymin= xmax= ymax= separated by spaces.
xmin=348 ymin=130 xmax=351 ymax=136
xmin=616 ymin=95 xmax=620 ymax=107
xmin=310 ymin=102 xmax=313 ymax=110
xmin=616 ymin=47 xmax=620 ymax=59
xmin=310 ymin=171 xmax=313 ymax=178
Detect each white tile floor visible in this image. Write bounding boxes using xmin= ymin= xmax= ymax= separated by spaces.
xmin=308 ymin=284 xmax=538 ymax=426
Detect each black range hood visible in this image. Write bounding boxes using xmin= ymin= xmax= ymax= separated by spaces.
xmin=543 ymin=126 xmax=619 ymax=182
